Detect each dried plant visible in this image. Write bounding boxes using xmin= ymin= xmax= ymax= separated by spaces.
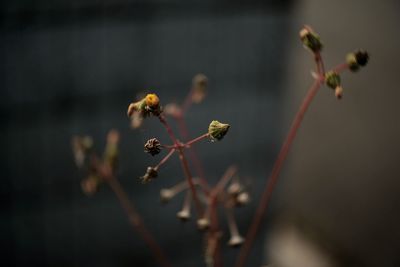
xmin=72 ymin=25 xmax=369 ymax=267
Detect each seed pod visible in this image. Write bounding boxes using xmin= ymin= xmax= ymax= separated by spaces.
xmin=325 ymin=71 xmax=341 ymax=89
xmin=208 ymin=120 xmax=230 ymax=141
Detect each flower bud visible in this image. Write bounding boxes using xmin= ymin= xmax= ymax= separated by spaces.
xmin=177 ymin=210 xmax=190 ymax=221
xmin=335 ymin=86 xmax=343 ymax=100
xmin=208 ymin=120 xmax=230 ymax=141
xmin=236 ymin=192 xmax=250 ymax=206
xmin=346 ymin=50 xmax=369 ymax=72
xmin=144 ymin=138 xmax=162 ymax=156
xmin=197 ymin=217 xmax=210 ymax=230
xmin=191 ymin=73 xmax=208 ymax=103
xmin=160 ymin=189 xmax=174 ymax=203
xmin=228 ymin=234 xmax=245 ymax=247
xmin=325 ymin=71 xmax=341 ymax=89
xmin=145 ymin=93 xmax=160 ymax=108
xmin=140 ymin=167 xmax=158 ymax=183
xmin=299 ymin=26 xmax=323 ymax=52
xmin=81 ymin=175 xmax=99 ymax=196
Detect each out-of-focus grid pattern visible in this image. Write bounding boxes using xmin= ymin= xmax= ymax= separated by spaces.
xmin=1 ymin=1 xmax=292 ymax=266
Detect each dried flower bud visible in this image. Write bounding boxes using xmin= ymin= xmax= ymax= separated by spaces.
xmin=81 ymin=175 xmax=99 ymax=196
xmin=335 ymin=86 xmax=343 ymax=100
xmin=197 ymin=217 xmax=210 ymax=230
xmin=325 ymin=71 xmax=341 ymax=89
xmin=127 ymin=93 xmax=162 ymax=123
xmin=144 ymin=138 xmax=162 ymax=156
xmin=140 ymin=167 xmax=158 ymax=183
xmin=236 ymin=192 xmax=250 ymax=206
xmin=228 ymin=234 xmax=245 ymax=247
xmin=160 ymin=189 xmax=175 ymax=203
xmin=208 ymin=120 xmax=230 ymax=141
xmin=191 ymin=73 xmax=208 ymax=103
xmin=177 ymin=210 xmax=191 ymax=221
xmin=299 ymin=26 xmax=323 ymax=52
xmin=227 ymin=182 xmax=242 ymax=196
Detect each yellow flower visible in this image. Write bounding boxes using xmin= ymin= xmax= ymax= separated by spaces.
xmin=145 ymin=93 xmax=160 ymax=108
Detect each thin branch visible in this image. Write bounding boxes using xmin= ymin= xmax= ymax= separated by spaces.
xmin=155 ymin=148 xmax=176 ymax=170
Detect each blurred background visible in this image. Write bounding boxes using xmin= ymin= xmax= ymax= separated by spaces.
xmin=1 ymin=0 xmax=400 ymax=267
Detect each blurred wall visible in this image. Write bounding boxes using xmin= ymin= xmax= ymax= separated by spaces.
xmin=270 ymin=0 xmax=400 ymax=266
xmin=1 ymin=1 xmax=292 ymax=266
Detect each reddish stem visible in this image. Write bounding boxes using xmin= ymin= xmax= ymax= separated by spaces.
xmin=155 ymin=148 xmax=176 ymax=170
xmin=185 ymin=133 xmax=210 ymax=147
xmin=234 ymin=78 xmax=323 ymax=267
xmin=106 ymin=175 xmax=172 ymax=267
xmin=176 ymin=117 xmax=210 ymax=192
xmin=158 ymin=115 xmax=204 ymax=218
xmin=332 ymin=62 xmax=350 ymax=73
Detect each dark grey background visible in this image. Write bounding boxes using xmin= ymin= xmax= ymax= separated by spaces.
xmin=1 ymin=1 xmax=292 ymax=266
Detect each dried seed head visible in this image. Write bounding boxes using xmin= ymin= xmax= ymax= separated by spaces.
xmin=81 ymin=175 xmax=99 ymax=196
xmin=191 ymin=73 xmax=208 ymax=103
xmin=144 ymin=138 xmax=162 ymax=156
xmin=177 ymin=210 xmax=191 ymax=221
xmin=299 ymin=26 xmax=323 ymax=52
xmin=335 ymin=86 xmax=344 ymax=100
xmin=160 ymin=189 xmax=175 ymax=203
xmin=228 ymin=234 xmax=245 ymax=247
xmin=197 ymin=217 xmax=210 ymax=230
xmin=140 ymin=167 xmax=158 ymax=183
xmin=325 ymin=71 xmax=341 ymax=89
xmin=236 ymin=192 xmax=250 ymax=206
xmin=208 ymin=120 xmax=230 ymax=141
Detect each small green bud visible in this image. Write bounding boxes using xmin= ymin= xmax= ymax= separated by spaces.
xmin=325 ymin=71 xmax=341 ymax=89
xmin=299 ymin=27 xmax=323 ymax=52
xmin=346 ymin=53 xmax=360 ymax=72
xmin=208 ymin=120 xmax=230 ymax=141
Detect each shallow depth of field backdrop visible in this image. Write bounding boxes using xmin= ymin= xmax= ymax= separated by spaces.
xmin=2 ymin=0 xmax=400 ymax=267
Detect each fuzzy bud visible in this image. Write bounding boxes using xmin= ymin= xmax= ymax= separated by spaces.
xmin=346 ymin=50 xmax=369 ymax=72
xmin=208 ymin=120 xmax=230 ymax=141
xmin=325 ymin=71 xmax=341 ymax=89
xmin=144 ymin=138 xmax=162 ymax=156
xmin=299 ymin=26 xmax=323 ymax=52
xmin=140 ymin=167 xmax=158 ymax=183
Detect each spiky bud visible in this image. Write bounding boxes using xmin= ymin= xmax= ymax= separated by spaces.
xmin=208 ymin=120 xmax=230 ymax=141
xmin=144 ymin=138 xmax=162 ymax=156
